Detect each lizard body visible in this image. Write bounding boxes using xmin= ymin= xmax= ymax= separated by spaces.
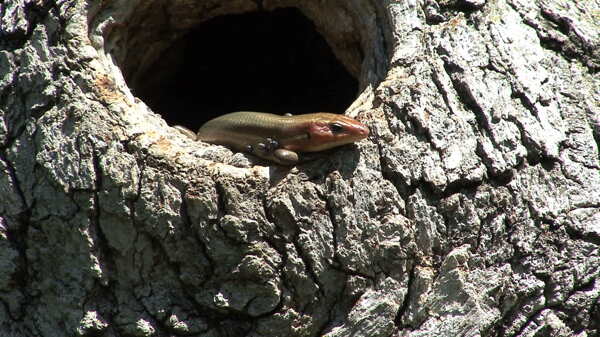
xmin=178 ymin=111 xmax=369 ymax=165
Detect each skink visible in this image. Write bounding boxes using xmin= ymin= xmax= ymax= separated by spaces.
xmin=176 ymin=111 xmax=369 ymax=165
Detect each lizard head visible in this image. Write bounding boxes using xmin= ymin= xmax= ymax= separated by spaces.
xmin=289 ymin=113 xmax=369 ymax=152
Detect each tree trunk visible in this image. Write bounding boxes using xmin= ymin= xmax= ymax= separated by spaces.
xmin=1 ymin=0 xmax=599 ymax=336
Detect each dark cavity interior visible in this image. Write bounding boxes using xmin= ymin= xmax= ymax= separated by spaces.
xmin=130 ymin=8 xmax=359 ymax=131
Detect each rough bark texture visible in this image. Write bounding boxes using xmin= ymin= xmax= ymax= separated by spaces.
xmin=1 ymin=0 xmax=599 ymax=337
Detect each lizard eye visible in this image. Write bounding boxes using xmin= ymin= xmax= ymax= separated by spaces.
xmin=329 ymin=123 xmax=345 ymax=134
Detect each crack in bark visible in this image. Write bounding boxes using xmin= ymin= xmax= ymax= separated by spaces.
xmin=394 ymin=262 xmax=416 ymax=328
xmin=0 ymin=153 xmax=28 ymax=215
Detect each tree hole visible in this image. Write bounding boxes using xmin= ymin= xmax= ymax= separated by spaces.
xmin=126 ymin=7 xmax=359 ymax=131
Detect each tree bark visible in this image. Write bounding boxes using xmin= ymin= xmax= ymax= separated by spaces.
xmin=1 ymin=0 xmax=599 ymax=336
